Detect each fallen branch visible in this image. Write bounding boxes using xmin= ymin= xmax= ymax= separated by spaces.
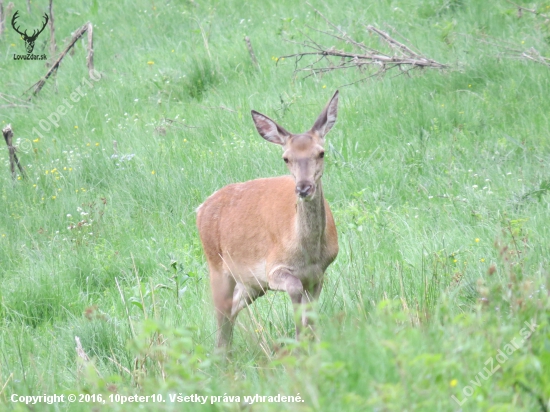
xmin=506 ymin=0 xmax=550 ymax=19
xmin=0 ymin=93 xmax=32 ymax=109
xmin=2 ymin=124 xmax=26 ymax=180
xmin=465 ymin=33 xmax=550 ymax=67
xmin=27 ymin=21 xmax=95 ymax=97
xmin=279 ymin=4 xmax=447 ymax=85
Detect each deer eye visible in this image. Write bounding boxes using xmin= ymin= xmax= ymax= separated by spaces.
xmin=319 ymin=152 xmax=325 ymax=159
xmin=283 ymin=157 xmax=289 ymax=163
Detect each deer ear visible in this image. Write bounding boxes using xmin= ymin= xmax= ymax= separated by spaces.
xmin=311 ymin=90 xmax=339 ymax=139
xmin=251 ymin=110 xmax=290 ymax=146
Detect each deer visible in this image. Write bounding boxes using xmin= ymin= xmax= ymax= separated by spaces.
xmin=196 ymin=91 xmax=340 ymax=350
xmin=11 ymin=11 xmax=49 ymax=54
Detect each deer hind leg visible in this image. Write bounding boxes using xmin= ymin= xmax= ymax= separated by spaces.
xmin=231 ymin=283 xmax=264 ymax=319
xmin=268 ymin=268 xmax=304 ymax=340
xmin=210 ymin=266 xmax=236 ymax=349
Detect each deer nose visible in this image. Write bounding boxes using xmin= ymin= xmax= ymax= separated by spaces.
xmin=296 ymin=183 xmax=313 ymax=198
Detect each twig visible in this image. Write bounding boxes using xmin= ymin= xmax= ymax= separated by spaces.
xmin=48 ymin=0 xmax=57 ymax=56
xmin=115 ymin=277 xmax=136 ymax=338
xmin=464 ymin=32 xmax=550 ymax=67
xmin=306 ymin=3 xmax=370 ymax=52
xmin=0 ymin=373 xmax=13 ymax=398
xmin=367 ymin=25 xmax=420 ymax=58
xmin=280 ymin=5 xmax=447 ymax=85
xmin=107 ymin=350 xmax=132 ymax=376
xmin=383 ymin=23 xmax=423 ymax=56
xmin=0 ymin=0 xmax=4 ymax=38
xmin=0 ymin=93 xmax=32 ymax=108
xmin=163 ymin=118 xmax=200 ymax=128
xmin=75 ymin=336 xmax=103 ymax=379
xmin=131 ymin=253 xmax=147 ymax=319
xmin=75 ymin=336 xmax=90 ymax=362
xmin=244 ymin=36 xmax=259 ymax=69
xmin=0 ymin=104 xmax=31 ymax=109
xmin=198 ymin=105 xmax=237 ymax=113
xmin=506 ymin=0 xmax=550 ymax=19
xmin=194 ymin=17 xmax=212 ymax=62
xmin=27 ymin=22 xmax=95 ymax=97
xmin=2 ymin=125 xmax=26 ymax=180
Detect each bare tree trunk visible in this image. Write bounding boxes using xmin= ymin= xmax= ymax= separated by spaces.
xmin=49 ymin=0 xmax=57 ymax=56
xmin=0 ymin=0 xmax=4 ymax=38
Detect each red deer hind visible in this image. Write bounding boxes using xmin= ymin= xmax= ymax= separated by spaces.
xmin=197 ymin=91 xmax=340 ymax=349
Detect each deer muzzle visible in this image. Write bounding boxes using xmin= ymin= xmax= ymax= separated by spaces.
xmin=296 ymin=182 xmax=314 ymax=199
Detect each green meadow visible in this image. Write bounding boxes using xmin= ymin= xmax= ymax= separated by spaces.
xmin=0 ymin=0 xmax=549 ymax=410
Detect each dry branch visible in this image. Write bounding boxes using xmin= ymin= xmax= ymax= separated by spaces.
xmin=0 ymin=2 xmax=14 ymax=39
xmin=75 ymin=336 xmax=90 ymax=362
xmin=48 ymin=0 xmax=57 ymax=56
xmin=0 ymin=92 xmax=32 ymax=109
xmin=2 ymin=124 xmax=26 ymax=180
xmin=469 ymin=33 xmax=550 ymax=67
xmin=244 ymin=36 xmax=259 ymax=69
xmin=165 ymin=117 xmax=199 ymax=128
xmin=280 ymin=4 xmax=447 ymax=85
xmin=75 ymin=336 xmax=102 ymax=379
xmin=0 ymin=0 xmax=4 ymax=37
xmin=28 ymin=21 xmax=95 ymax=97
xmin=198 ymin=104 xmax=237 ymax=113
xmin=506 ymin=0 xmax=550 ymax=19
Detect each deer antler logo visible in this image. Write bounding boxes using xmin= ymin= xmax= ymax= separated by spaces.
xmin=11 ymin=11 xmax=49 ymax=54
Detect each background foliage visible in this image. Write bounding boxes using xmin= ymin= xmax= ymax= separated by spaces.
xmin=0 ymin=0 xmax=549 ymax=410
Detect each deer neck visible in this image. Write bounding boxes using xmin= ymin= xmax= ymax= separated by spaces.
xmin=295 ymin=180 xmax=326 ymax=244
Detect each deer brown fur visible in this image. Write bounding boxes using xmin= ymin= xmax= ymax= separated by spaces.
xmin=197 ymin=91 xmax=340 ymax=349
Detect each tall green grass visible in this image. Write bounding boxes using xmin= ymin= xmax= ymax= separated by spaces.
xmin=0 ymin=0 xmax=549 ymax=410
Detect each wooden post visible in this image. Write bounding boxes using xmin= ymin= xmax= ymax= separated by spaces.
xmin=2 ymin=125 xmax=26 ymax=180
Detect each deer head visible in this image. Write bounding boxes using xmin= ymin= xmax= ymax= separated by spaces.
xmin=12 ymin=11 xmax=49 ymax=54
xmin=251 ymin=90 xmax=339 ymax=200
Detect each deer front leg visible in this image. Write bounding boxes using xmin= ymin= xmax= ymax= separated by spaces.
xmin=301 ymin=280 xmax=323 ymax=339
xmin=268 ymin=267 xmax=304 ymax=340
xmin=211 ymin=268 xmax=236 ymax=350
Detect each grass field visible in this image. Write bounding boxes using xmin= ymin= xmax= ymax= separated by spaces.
xmin=1 ymin=0 xmax=549 ymax=410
